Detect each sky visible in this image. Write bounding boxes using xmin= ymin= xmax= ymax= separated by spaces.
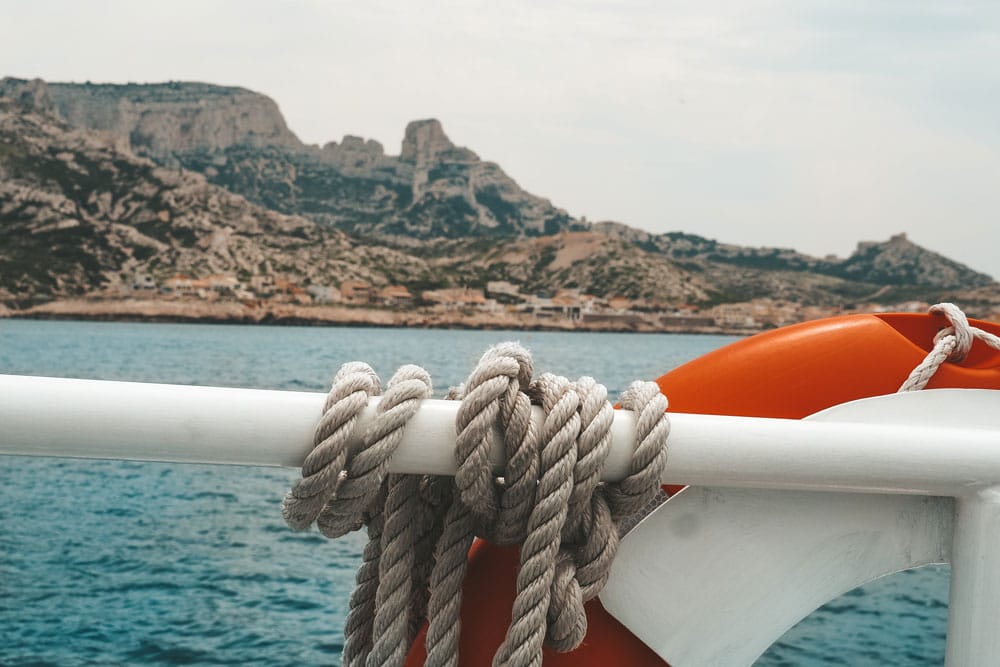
xmin=4 ymin=0 xmax=1000 ymax=278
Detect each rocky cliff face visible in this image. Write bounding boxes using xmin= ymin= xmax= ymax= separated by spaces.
xmin=0 ymin=96 xmax=430 ymax=303
xmin=1 ymin=78 xmax=577 ymax=240
xmin=45 ymin=80 xmax=301 ymax=156
xmin=179 ymin=117 xmax=578 ymax=239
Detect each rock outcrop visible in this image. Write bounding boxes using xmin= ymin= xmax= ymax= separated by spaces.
xmin=0 ymin=95 xmax=428 ymax=303
xmin=593 ymin=222 xmax=993 ymax=292
xmin=1 ymin=78 xmax=577 ymax=239
xmin=833 ymin=233 xmax=992 ymax=289
xmin=41 ymin=80 xmax=302 ymax=156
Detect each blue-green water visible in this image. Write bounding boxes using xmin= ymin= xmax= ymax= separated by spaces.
xmin=0 ymin=320 xmax=948 ymax=665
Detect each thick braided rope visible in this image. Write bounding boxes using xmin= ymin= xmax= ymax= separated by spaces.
xmin=282 ymin=362 xmax=380 ymax=530
xmin=453 ymin=345 xmax=534 ymax=527
xmin=900 ymin=303 xmax=1000 ymax=392
xmin=343 ymin=484 xmax=387 ymax=667
xmin=491 ymin=344 xmax=540 ymax=546
xmin=425 ymin=502 xmax=476 ymax=667
xmin=284 ymin=344 xmax=671 ymax=667
xmin=425 ymin=344 xmax=538 ymax=666
xmin=408 ymin=475 xmax=451 ymax=640
xmin=571 ymin=491 xmax=617 ymax=600
xmin=368 ymin=473 xmax=422 ymax=666
xmin=545 ymin=378 xmax=670 ymax=654
xmin=493 ymin=373 xmax=581 ymax=667
xmin=545 ymin=376 xmax=613 ymax=652
xmin=318 ymin=366 xmax=433 ymax=539
xmin=354 ymin=368 xmax=433 ymax=667
xmin=562 ymin=376 xmax=613 ymax=541
xmin=282 ymin=364 xmax=431 ymax=667
xmin=607 ymin=381 xmax=670 ymax=520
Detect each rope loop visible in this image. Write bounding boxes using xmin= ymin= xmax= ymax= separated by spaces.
xmin=283 ymin=343 xmax=672 ymax=667
xmin=900 ymin=303 xmax=1000 ymax=392
xmin=317 ymin=365 xmax=433 ymax=540
xmin=930 ymin=302 xmax=973 ymax=362
xmin=281 ymin=361 xmax=381 ymax=531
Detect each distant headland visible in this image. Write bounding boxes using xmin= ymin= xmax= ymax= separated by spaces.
xmin=1 ymin=77 xmax=997 ymax=330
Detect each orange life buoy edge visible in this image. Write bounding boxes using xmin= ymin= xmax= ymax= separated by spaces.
xmin=404 ymin=311 xmax=1000 ymax=666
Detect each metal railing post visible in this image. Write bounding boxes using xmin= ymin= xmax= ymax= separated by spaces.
xmin=946 ymin=487 xmax=1000 ymax=666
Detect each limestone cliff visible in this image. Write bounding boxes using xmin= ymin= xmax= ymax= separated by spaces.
xmin=180 ymin=117 xmax=578 ymax=239
xmin=1 ymin=78 xmax=577 ymax=239
xmin=0 ymin=96 xmax=430 ymax=303
xmin=42 ymin=80 xmax=301 ymax=156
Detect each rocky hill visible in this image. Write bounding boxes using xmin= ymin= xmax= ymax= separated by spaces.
xmin=0 ymin=97 xmax=709 ymax=305
xmin=830 ymin=233 xmax=990 ymax=288
xmin=0 ymin=77 xmax=578 ymax=240
xmin=0 ymin=77 xmax=996 ymax=314
xmin=0 ymin=96 xmax=432 ymax=305
xmin=593 ymin=222 xmax=994 ymax=295
xmin=0 ymin=94 xmax=705 ymax=306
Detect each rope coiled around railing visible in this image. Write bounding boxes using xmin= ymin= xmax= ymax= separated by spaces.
xmin=899 ymin=302 xmax=1000 ymax=392
xmin=282 ymin=342 xmax=671 ymax=667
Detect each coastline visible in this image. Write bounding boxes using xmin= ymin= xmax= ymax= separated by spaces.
xmin=1 ymin=298 xmax=759 ymax=336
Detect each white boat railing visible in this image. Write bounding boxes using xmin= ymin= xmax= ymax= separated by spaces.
xmin=1 ymin=373 xmax=999 ymax=666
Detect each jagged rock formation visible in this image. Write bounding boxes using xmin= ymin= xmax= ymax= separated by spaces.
xmin=0 ymin=96 xmax=431 ymax=304
xmin=178 ymin=117 xmax=579 ymax=239
xmin=0 ymin=77 xmax=577 ymax=239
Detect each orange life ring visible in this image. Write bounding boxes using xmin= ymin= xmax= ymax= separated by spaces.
xmin=405 ymin=311 xmax=1000 ymax=666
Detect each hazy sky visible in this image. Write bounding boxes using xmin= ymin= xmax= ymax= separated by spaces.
xmin=5 ymin=0 xmax=1000 ymax=278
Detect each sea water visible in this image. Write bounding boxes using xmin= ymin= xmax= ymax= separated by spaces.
xmin=0 ymin=319 xmax=948 ymax=666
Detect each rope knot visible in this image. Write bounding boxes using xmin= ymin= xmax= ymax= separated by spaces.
xmin=454 ymin=343 xmax=538 ymax=533
xmin=930 ymin=302 xmax=973 ymax=362
xmin=900 ymin=303 xmax=1000 ymax=392
xmin=281 ymin=361 xmax=382 ymax=532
